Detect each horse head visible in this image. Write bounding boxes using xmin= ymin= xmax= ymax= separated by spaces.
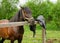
xmin=20 ymin=7 xmax=36 ymax=37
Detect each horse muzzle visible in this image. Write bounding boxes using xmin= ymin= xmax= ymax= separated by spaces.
xmin=28 ymin=17 xmax=35 ymax=24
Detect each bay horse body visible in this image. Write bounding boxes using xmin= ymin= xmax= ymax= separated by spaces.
xmin=0 ymin=7 xmax=35 ymax=43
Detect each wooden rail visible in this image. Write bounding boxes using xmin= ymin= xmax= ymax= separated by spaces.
xmin=0 ymin=21 xmax=37 ymax=28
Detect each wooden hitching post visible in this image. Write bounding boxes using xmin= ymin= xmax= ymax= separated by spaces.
xmin=42 ymin=28 xmax=46 ymax=43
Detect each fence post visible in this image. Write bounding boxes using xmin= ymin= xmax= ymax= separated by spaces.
xmin=42 ymin=28 xmax=46 ymax=43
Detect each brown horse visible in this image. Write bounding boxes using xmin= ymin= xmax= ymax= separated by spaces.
xmin=0 ymin=7 xmax=35 ymax=43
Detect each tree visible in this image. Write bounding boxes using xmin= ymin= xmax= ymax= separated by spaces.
xmin=25 ymin=0 xmax=54 ymax=21
xmin=0 ymin=0 xmax=19 ymax=19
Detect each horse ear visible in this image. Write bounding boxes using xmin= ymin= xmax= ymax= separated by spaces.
xmin=20 ymin=6 xmax=24 ymax=9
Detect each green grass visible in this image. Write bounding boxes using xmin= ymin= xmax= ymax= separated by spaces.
xmin=46 ymin=30 xmax=60 ymax=39
xmin=2 ymin=25 xmax=60 ymax=43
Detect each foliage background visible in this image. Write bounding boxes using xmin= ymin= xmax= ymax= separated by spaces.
xmin=0 ymin=0 xmax=19 ymax=19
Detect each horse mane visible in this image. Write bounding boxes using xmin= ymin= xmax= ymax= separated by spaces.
xmin=9 ymin=10 xmax=23 ymax=22
xmin=9 ymin=7 xmax=32 ymax=22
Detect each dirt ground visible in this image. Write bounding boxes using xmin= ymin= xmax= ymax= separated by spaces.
xmin=46 ymin=39 xmax=60 ymax=43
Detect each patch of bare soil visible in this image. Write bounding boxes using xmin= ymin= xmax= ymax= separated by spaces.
xmin=46 ymin=39 xmax=60 ymax=43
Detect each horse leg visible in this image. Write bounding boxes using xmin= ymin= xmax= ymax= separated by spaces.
xmin=0 ymin=38 xmax=5 ymax=43
xmin=11 ymin=40 xmax=14 ymax=43
xmin=18 ymin=38 xmax=22 ymax=43
xmin=18 ymin=35 xmax=23 ymax=43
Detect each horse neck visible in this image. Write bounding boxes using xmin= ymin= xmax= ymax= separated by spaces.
xmin=9 ymin=14 xmax=18 ymax=22
xmin=9 ymin=10 xmax=24 ymax=22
